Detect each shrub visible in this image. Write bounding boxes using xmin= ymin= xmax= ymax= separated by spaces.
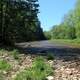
xmin=47 ymin=53 xmax=54 ymax=60
xmin=15 ymin=56 xmax=53 ymax=80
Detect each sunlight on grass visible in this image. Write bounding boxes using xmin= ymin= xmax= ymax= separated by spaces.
xmin=15 ymin=56 xmax=53 ymax=80
xmin=11 ymin=49 xmax=20 ymax=60
xmin=51 ymin=39 xmax=80 ymax=47
xmin=0 ymin=60 xmax=11 ymax=71
xmin=0 ymin=72 xmax=5 ymax=80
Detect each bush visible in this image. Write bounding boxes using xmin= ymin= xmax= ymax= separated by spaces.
xmin=47 ymin=53 xmax=54 ymax=60
xmin=44 ymin=31 xmax=51 ymax=40
xmin=15 ymin=56 xmax=53 ymax=80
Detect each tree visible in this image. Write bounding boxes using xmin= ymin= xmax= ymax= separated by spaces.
xmin=51 ymin=12 xmax=76 ymax=39
xmin=73 ymin=0 xmax=80 ymax=38
xmin=44 ymin=31 xmax=51 ymax=40
xmin=0 ymin=0 xmax=45 ymax=45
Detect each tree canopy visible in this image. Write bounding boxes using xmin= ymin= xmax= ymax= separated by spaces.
xmin=47 ymin=0 xmax=80 ymax=40
xmin=0 ymin=0 xmax=45 ymax=45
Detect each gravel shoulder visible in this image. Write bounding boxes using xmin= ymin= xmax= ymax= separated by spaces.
xmin=16 ymin=40 xmax=80 ymax=80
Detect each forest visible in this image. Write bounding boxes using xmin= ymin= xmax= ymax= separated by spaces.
xmin=0 ymin=0 xmax=45 ymax=45
xmin=0 ymin=0 xmax=80 ymax=80
xmin=45 ymin=0 xmax=80 ymax=41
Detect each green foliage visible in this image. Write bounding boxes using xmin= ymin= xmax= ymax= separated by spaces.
xmin=0 ymin=60 xmax=11 ymax=71
xmin=51 ymin=24 xmax=76 ymax=39
xmin=74 ymin=0 xmax=80 ymax=38
xmin=0 ymin=0 xmax=45 ymax=45
xmin=73 ymin=39 xmax=80 ymax=43
xmin=15 ymin=56 xmax=53 ymax=80
xmin=51 ymin=39 xmax=80 ymax=45
xmin=44 ymin=31 xmax=51 ymax=40
xmin=11 ymin=49 xmax=20 ymax=60
xmin=0 ymin=49 xmax=5 ymax=53
xmin=50 ymin=0 xmax=80 ymax=40
xmin=47 ymin=53 xmax=54 ymax=60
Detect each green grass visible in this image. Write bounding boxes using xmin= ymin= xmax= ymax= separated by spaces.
xmin=15 ymin=56 xmax=53 ymax=80
xmin=0 ymin=49 xmax=7 ymax=55
xmin=11 ymin=49 xmax=20 ymax=60
xmin=0 ymin=72 xmax=5 ymax=80
xmin=0 ymin=48 xmax=20 ymax=60
xmin=51 ymin=39 xmax=80 ymax=47
xmin=47 ymin=53 xmax=54 ymax=60
xmin=0 ymin=48 xmax=54 ymax=80
xmin=0 ymin=48 xmax=22 ymax=71
xmin=0 ymin=60 xmax=11 ymax=71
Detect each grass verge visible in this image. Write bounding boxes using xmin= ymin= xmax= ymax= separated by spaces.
xmin=15 ymin=56 xmax=53 ymax=80
xmin=51 ymin=39 xmax=80 ymax=47
xmin=0 ymin=60 xmax=11 ymax=71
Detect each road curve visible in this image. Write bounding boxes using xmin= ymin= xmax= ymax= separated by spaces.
xmin=16 ymin=41 xmax=80 ymax=79
xmin=16 ymin=40 xmax=80 ymax=57
xmin=15 ymin=40 xmax=80 ymax=62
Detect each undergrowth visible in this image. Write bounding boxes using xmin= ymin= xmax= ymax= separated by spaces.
xmin=15 ymin=56 xmax=53 ymax=80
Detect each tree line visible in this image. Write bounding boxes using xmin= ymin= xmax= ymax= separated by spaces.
xmin=0 ymin=0 xmax=45 ymax=45
xmin=45 ymin=0 xmax=80 ymax=40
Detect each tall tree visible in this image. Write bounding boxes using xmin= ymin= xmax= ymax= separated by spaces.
xmin=73 ymin=0 xmax=80 ymax=38
xmin=0 ymin=0 xmax=45 ymax=45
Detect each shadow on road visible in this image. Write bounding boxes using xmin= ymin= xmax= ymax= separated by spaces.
xmin=17 ymin=46 xmax=80 ymax=62
xmin=15 ymin=41 xmax=80 ymax=62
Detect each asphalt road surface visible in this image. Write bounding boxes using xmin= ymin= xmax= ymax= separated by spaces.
xmin=16 ymin=41 xmax=80 ymax=60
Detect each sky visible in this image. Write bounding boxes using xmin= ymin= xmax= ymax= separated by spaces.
xmin=38 ymin=0 xmax=76 ymax=31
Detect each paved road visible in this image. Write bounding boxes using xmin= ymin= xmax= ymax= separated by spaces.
xmin=16 ymin=41 xmax=80 ymax=80
xmin=16 ymin=40 xmax=80 ymax=59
